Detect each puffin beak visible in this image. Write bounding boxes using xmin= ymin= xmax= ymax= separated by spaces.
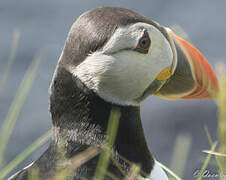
xmin=155 ymin=28 xmax=219 ymax=100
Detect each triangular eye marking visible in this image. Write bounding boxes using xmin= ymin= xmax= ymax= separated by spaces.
xmin=135 ymin=29 xmax=151 ymax=54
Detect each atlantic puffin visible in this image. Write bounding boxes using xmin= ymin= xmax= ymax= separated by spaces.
xmin=9 ymin=7 xmax=219 ymax=180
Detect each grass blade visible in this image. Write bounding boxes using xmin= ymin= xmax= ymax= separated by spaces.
xmin=94 ymin=107 xmax=121 ymax=180
xmin=216 ymin=63 xmax=226 ymax=173
xmin=49 ymin=147 xmax=101 ymax=180
xmin=0 ymin=57 xmax=41 ymax=166
xmin=170 ymin=133 xmax=191 ymax=178
xmin=202 ymin=150 xmax=226 ymax=157
xmin=0 ymin=130 xmax=51 ymax=179
xmin=124 ymin=164 xmax=140 ymax=180
xmin=105 ymin=171 xmax=119 ymax=180
xmin=204 ymin=125 xmax=222 ymax=170
xmin=197 ymin=141 xmax=217 ymax=180
xmin=155 ymin=160 xmax=182 ymax=180
xmin=0 ymin=29 xmax=20 ymax=93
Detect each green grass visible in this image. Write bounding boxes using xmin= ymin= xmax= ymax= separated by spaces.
xmin=94 ymin=107 xmax=121 ymax=180
xmin=197 ymin=142 xmax=218 ymax=180
xmin=0 ymin=30 xmax=226 ymax=180
xmin=216 ymin=63 xmax=226 ymax=174
xmin=0 ymin=29 xmax=20 ymax=93
xmin=0 ymin=30 xmax=43 ymax=179
xmin=170 ymin=133 xmax=191 ymax=178
xmin=0 ymin=130 xmax=51 ymax=180
xmin=0 ymin=57 xmax=41 ymax=167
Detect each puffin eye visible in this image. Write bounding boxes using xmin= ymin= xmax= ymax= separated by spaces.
xmin=139 ymin=37 xmax=150 ymax=49
xmin=135 ymin=30 xmax=151 ymax=54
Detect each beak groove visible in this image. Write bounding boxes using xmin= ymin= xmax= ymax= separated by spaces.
xmin=155 ymin=28 xmax=219 ymax=100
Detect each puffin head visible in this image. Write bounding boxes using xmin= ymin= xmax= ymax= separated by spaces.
xmin=55 ymin=7 xmax=218 ymax=106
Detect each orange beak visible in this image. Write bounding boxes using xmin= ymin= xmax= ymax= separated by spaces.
xmin=155 ymin=29 xmax=219 ymax=100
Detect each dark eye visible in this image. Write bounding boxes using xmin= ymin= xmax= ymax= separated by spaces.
xmin=135 ymin=30 xmax=151 ymax=54
xmin=139 ymin=37 xmax=150 ymax=49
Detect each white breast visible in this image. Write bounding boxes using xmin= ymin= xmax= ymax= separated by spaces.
xmin=143 ymin=160 xmax=169 ymax=180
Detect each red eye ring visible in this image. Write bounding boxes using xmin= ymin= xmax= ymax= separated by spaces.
xmin=135 ymin=29 xmax=151 ymax=54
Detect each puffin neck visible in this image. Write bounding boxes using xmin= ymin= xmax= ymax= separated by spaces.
xmin=50 ymin=66 xmax=154 ymax=174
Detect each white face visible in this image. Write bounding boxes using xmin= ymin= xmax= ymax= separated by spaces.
xmin=69 ymin=23 xmax=174 ymax=106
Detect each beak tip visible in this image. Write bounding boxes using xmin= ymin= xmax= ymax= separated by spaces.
xmin=174 ymin=33 xmax=219 ymax=100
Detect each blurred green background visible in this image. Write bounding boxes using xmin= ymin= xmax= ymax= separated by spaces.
xmin=0 ymin=0 xmax=225 ymax=179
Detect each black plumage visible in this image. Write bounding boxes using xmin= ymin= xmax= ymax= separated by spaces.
xmin=9 ymin=7 xmax=172 ymax=180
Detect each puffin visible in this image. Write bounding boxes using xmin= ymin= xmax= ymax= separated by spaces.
xmin=9 ymin=7 xmax=219 ymax=180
